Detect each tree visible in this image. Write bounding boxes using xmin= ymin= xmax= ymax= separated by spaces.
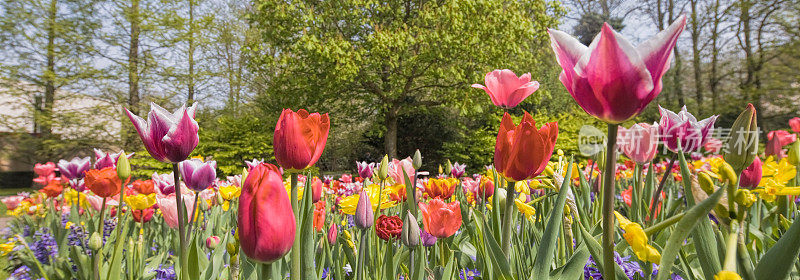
xmin=246 ymin=0 xmax=564 ymax=158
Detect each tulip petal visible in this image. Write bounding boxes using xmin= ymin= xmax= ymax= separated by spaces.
xmin=637 ymin=15 xmax=687 ymax=93
xmin=162 ymin=105 xmax=200 ymax=163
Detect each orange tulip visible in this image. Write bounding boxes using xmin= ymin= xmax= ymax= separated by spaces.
xmin=313 ymin=201 xmax=326 ymax=232
xmin=41 ymin=181 xmax=63 ymax=198
xmin=418 ymin=198 xmax=462 ymax=238
xmin=238 ymin=163 xmax=296 ymax=263
xmin=494 ymin=112 xmax=558 ymax=182
xmin=424 ymin=178 xmax=458 ymax=200
xmin=85 ymin=167 xmax=122 ymax=198
xmin=132 ymin=179 xmax=155 ymax=195
xmin=273 ymin=109 xmax=330 ymax=171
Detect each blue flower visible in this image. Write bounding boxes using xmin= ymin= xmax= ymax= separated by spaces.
xmin=459 ymin=268 xmax=481 ymax=280
xmin=32 ymin=228 xmax=58 ymax=265
xmin=153 ymin=265 xmax=177 ymax=280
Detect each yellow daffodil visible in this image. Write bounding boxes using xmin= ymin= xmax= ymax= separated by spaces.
xmin=284 ymin=180 xmax=305 ymax=200
xmin=615 ymin=211 xmax=661 ymax=264
xmin=343 ymin=229 xmax=354 ymax=249
xmin=761 ymin=157 xmax=796 ymax=187
xmin=714 ymin=271 xmax=742 ymax=280
xmin=0 ymin=238 xmax=15 ymax=256
xmin=515 ymin=181 xmax=531 ymax=196
xmin=125 ymin=193 xmax=156 ymax=211
xmin=514 ymin=195 xmax=536 ymax=220
xmin=65 ymin=221 xmax=74 ymax=229
xmin=338 ymin=184 xmax=398 ymax=215
xmin=219 ymin=185 xmax=241 ymax=201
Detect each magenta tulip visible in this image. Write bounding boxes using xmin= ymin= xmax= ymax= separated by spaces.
xmin=58 ymin=157 xmax=91 ymax=180
xmin=659 ymin=106 xmax=717 ymax=153
xmin=790 ymin=117 xmax=800 ymax=133
xmin=471 ymin=69 xmax=540 ymax=109
xmin=179 ymin=158 xmax=217 ymax=192
xmin=617 ymin=123 xmax=659 ymax=164
xmin=152 ymin=172 xmax=176 ymax=195
xmin=356 ymin=161 xmax=375 ymax=179
xmin=238 ymin=163 xmax=295 ymax=263
xmin=124 ymin=103 xmax=199 ymax=163
xmin=327 ymin=223 xmax=337 ymax=245
xmin=549 ymin=16 xmax=686 ymax=124
xmin=450 ymin=162 xmax=466 ymax=179
xmin=94 ymin=149 xmax=133 ymax=170
xmin=739 ymin=156 xmax=762 ymax=189
xmin=765 ymin=130 xmax=796 ymax=160
xmin=34 ymin=162 xmax=56 ymax=177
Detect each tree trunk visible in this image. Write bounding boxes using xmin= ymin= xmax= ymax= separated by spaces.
xmin=187 ymin=0 xmax=196 ymax=105
xmin=384 ymin=106 xmax=399 ymax=159
xmin=128 ymin=0 xmax=140 ymax=115
xmin=690 ymin=0 xmax=703 ymax=114
xmin=709 ymin=0 xmax=722 ymax=113
xmin=42 ymin=0 xmax=58 ymax=136
xmin=668 ymin=0 xmax=684 ymax=107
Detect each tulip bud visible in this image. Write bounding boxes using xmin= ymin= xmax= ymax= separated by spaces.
xmin=200 ymin=197 xmax=210 ymax=211
xmin=595 ymin=149 xmax=606 ymax=172
xmin=724 ymin=104 xmax=758 ymax=173
xmin=738 ymin=157 xmax=762 ymax=190
xmin=698 ymin=171 xmax=715 ymax=195
xmin=445 ymin=160 xmax=453 ymax=176
xmin=495 ymin=188 xmax=507 ymax=212
xmin=401 ymin=211 xmax=420 ymax=248
xmin=789 ymin=140 xmax=800 ymax=165
xmin=89 ymin=232 xmax=103 ymax=251
xmin=354 ymin=190 xmax=374 ymax=229
xmin=215 ymin=191 xmax=224 ymax=205
xmin=312 ymin=178 xmax=323 ymax=203
xmin=413 ymin=149 xmax=422 ymax=169
xmin=734 ymin=189 xmax=756 ymax=208
xmin=227 ymin=241 xmax=239 ymax=256
xmin=327 ymin=223 xmax=338 ymax=245
xmin=718 ymin=162 xmax=738 ymax=187
xmin=378 ymin=155 xmax=389 ymax=180
xmin=206 ymin=236 xmax=221 ymax=250
xmin=116 ymin=151 xmax=131 ymax=180
xmin=544 ymin=165 xmax=554 ymax=177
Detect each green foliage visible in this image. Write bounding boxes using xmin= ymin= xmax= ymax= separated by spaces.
xmin=192 ymin=110 xmax=273 ymax=176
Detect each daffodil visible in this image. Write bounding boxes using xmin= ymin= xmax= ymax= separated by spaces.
xmin=714 ymin=271 xmax=742 ymax=280
xmin=752 ymin=157 xmax=798 ymax=202
xmin=0 ymin=238 xmax=15 ymax=256
xmin=125 ymin=193 xmax=156 ymax=210
xmin=219 ymin=184 xmax=241 ymax=201
xmin=615 ymin=211 xmax=661 ymax=264
xmin=514 ymin=195 xmax=536 ymax=220
xmin=338 ymin=184 xmax=398 ymax=215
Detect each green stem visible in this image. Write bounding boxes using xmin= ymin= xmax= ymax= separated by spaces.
xmin=93 ymin=196 xmax=107 ymax=280
xmin=439 ymin=241 xmax=446 ymax=267
xmin=356 ymin=229 xmax=368 ymax=280
xmin=501 ymin=180 xmax=515 ymax=258
xmin=290 ymin=173 xmax=301 ymax=280
xmin=172 ymin=163 xmax=189 ymax=280
xmin=723 ymin=225 xmax=739 ymax=271
xmin=602 ymin=123 xmax=619 ymax=280
xmin=262 ymin=262 xmax=272 ymax=280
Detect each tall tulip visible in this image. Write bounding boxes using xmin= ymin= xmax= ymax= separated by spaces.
xmin=354 ymin=190 xmax=374 ymax=229
xmin=617 ymin=123 xmax=659 ymax=164
xmin=765 ymin=130 xmax=796 ymax=161
xmin=494 ymin=112 xmax=557 ymax=182
xmin=471 ymin=69 xmax=540 ymax=109
xmin=179 ymin=158 xmax=217 ymax=192
xmin=85 ymin=167 xmax=122 ymax=198
xmin=238 ymin=163 xmax=295 ymax=263
xmin=790 ymin=117 xmax=800 ymax=133
xmin=273 ymin=108 xmax=330 ymax=171
xmin=125 ymin=103 xmax=199 ymax=163
xmin=659 ymin=106 xmax=718 ymax=153
xmin=549 ymin=16 xmax=686 ymax=124
xmin=418 ymin=198 xmax=462 ymax=238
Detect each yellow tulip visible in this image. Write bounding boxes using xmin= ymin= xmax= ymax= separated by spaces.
xmin=125 ymin=193 xmax=156 ymax=210
xmin=714 ymin=271 xmax=742 ymax=280
xmin=219 ymin=185 xmax=241 ymax=201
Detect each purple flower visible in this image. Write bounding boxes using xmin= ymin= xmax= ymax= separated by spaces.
xmin=94 ymin=149 xmax=133 ymax=170
xmin=58 ymin=157 xmax=91 ymax=180
xmin=420 ymin=230 xmax=437 ymax=247
xmin=354 ymin=190 xmax=374 ymax=229
xmin=356 ymin=161 xmax=375 ymax=179
xmin=153 ymin=265 xmax=177 ymax=280
xmin=459 ymin=268 xmax=481 ymax=280
xmin=659 ymin=106 xmax=717 ymax=153
xmin=32 ymin=228 xmax=58 ymax=265
xmin=451 ymin=162 xmax=466 ymax=178
xmin=124 ymin=103 xmax=199 ymax=163
xmin=179 ymin=158 xmax=217 ymax=191
xmin=152 ymin=172 xmax=176 ymax=195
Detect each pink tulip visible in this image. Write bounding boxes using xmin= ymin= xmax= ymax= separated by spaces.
xmin=179 ymin=158 xmax=217 ymax=192
xmin=617 ymin=123 xmax=659 ymax=164
xmin=152 ymin=172 xmax=176 ymax=195
xmin=704 ymin=138 xmax=723 ymax=153
xmin=548 ymin=16 xmax=686 ymax=124
xmin=206 ymin=236 xmax=221 ymax=249
xmin=356 ymin=161 xmax=375 ymax=179
xmin=471 ymin=69 xmax=540 ymax=109
xmin=94 ymin=149 xmax=133 ymax=170
xmin=311 ymin=177 xmax=323 ymax=203
xmin=327 ymin=223 xmax=338 ymax=245
xmin=273 ymin=108 xmax=330 ymax=171
xmin=790 ymin=117 xmax=800 ymax=133
xmin=85 ymin=193 xmax=119 ymax=211
xmin=34 ymin=162 xmax=56 ymax=177
xmin=238 ymin=163 xmax=295 ymax=263
xmin=659 ymin=106 xmax=717 ymax=153
xmin=388 ymin=157 xmax=415 ymax=186
xmin=33 ymin=173 xmax=57 ymax=186
xmin=156 ymin=191 xmax=195 ymax=228
xmin=739 ymin=156 xmax=762 ymax=189
xmin=124 ymin=103 xmax=199 ymax=163
xmin=765 ymin=130 xmax=796 ymax=160
xmin=1 ymin=195 xmax=24 ymax=210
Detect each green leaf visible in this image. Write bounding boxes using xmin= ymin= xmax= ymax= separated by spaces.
xmin=656 ymin=187 xmax=725 ymax=280
xmin=678 ymin=150 xmax=721 ymax=279
xmin=576 ymin=222 xmax=630 ymax=280
xmin=554 ymin=244 xmax=590 ymax=280
xmin=300 ymin=172 xmax=319 ymax=280
xmin=532 ymin=158 xmax=573 ymax=279
xmin=105 ymin=219 xmax=130 ymax=280
xmin=754 ymin=211 xmax=800 ymax=280
xmin=480 ymin=214 xmax=513 ymax=280
xmin=402 ymin=169 xmax=418 ymax=216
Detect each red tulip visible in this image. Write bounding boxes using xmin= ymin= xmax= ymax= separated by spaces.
xmin=739 ymin=157 xmax=762 ymax=189
xmin=424 ymin=178 xmax=458 ymax=200
xmin=766 ymin=130 xmax=796 ymax=160
xmin=375 ymin=215 xmax=403 ymax=241
xmin=85 ymin=167 xmax=122 ymax=198
xmin=311 ymin=177 xmax=323 ymax=203
xmin=471 ymin=69 xmax=540 ymax=109
xmin=418 ymin=198 xmax=462 ymax=238
xmin=494 ymin=112 xmax=558 ymax=182
xmin=133 ymin=208 xmax=155 ymax=223
xmin=132 ymin=180 xmax=155 ymax=195
xmin=41 ymin=181 xmax=63 ymax=198
xmin=238 ymin=163 xmax=296 ymax=263
xmin=273 ymin=109 xmax=330 ymax=171
xmin=327 ymin=223 xmax=338 ymax=245
xmin=790 ymin=117 xmax=800 ymax=133
xmin=313 ymin=201 xmax=326 ymax=232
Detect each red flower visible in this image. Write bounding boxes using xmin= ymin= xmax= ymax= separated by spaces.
xmin=375 ymin=215 xmax=403 ymax=241
xmin=621 ymin=186 xmax=633 ymax=207
xmin=418 ymin=198 xmax=462 ymax=238
xmin=41 ymin=181 xmax=63 ymax=198
xmin=132 ymin=179 xmax=155 ymax=195
xmin=424 ymin=178 xmax=458 ymax=200
xmin=238 ymin=163 xmax=295 ymax=263
xmin=494 ymin=112 xmax=558 ymax=182
xmin=313 ymin=201 xmax=326 ymax=232
xmin=85 ymin=167 xmax=122 ymax=198
xmin=133 ymin=208 xmax=155 ymax=223
xmin=273 ymin=109 xmax=330 ymax=171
